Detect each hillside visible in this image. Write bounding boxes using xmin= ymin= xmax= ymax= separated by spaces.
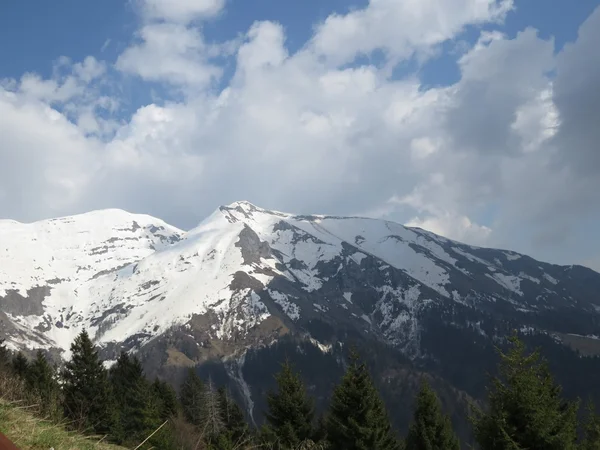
xmin=2 ymin=201 xmax=600 ymax=435
xmin=0 ymin=399 xmax=126 ymax=450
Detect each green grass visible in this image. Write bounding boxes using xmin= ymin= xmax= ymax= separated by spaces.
xmin=0 ymin=400 xmax=126 ymax=450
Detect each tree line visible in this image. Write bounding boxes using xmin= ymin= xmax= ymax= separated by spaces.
xmin=1 ymin=331 xmax=600 ymax=449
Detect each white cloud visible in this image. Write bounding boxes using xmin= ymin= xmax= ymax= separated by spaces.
xmin=311 ymin=0 xmax=514 ymax=66
xmin=73 ymin=56 xmax=106 ymax=83
xmin=2 ymin=1 xmax=600 ymax=272
xmin=138 ymin=0 xmax=225 ymax=23
xmin=0 ymin=89 xmax=99 ymax=220
xmin=116 ymin=23 xmax=222 ymax=87
xmin=406 ymin=215 xmax=492 ymax=246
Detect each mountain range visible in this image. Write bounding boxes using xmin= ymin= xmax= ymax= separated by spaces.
xmin=2 ymin=201 xmax=600 ymax=436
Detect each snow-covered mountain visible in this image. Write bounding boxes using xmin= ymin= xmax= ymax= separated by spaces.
xmin=4 ymin=200 xmax=600 ymax=433
xmin=2 ymin=200 xmax=599 ymax=362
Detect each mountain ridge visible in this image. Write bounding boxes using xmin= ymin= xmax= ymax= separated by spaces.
xmin=2 ymin=200 xmax=599 ymax=359
xmin=3 ymin=200 xmax=600 ymax=437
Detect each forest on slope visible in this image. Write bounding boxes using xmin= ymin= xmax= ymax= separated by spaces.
xmin=1 ymin=331 xmax=600 ymax=449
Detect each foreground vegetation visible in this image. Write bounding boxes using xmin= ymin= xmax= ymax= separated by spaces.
xmin=0 ymin=399 xmax=125 ymax=450
xmin=1 ymin=331 xmax=600 ymax=449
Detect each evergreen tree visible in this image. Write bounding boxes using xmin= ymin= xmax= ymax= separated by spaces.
xmin=109 ymin=351 xmax=161 ymax=445
xmin=405 ymin=380 xmax=460 ymax=450
xmin=62 ymin=330 xmax=115 ymax=435
xmin=581 ymin=402 xmax=600 ymax=450
xmin=264 ymin=360 xmax=315 ymax=448
xmin=153 ymin=377 xmax=179 ymax=421
xmin=180 ymin=368 xmax=205 ymax=427
xmin=27 ymin=350 xmax=57 ymax=411
xmin=11 ymin=352 xmax=29 ymax=379
xmin=326 ymin=351 xmax=401 ymax=450
xmin=217 ymin=386 xmax=247 ymax=443
xmin=472 ymin=333 xmax=579 ymax=450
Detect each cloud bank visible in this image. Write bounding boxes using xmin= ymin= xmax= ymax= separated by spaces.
xmin=1 ymin=0 xmax=600 ymax=271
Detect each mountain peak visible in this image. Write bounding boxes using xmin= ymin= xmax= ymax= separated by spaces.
xmin=225 ymin=200 xmax=257 ymax=209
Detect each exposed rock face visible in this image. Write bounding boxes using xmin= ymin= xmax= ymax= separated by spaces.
xmin=2 ymin=201 xmax=600 ymax=439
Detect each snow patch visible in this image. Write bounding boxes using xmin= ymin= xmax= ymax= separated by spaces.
xmin=543 ymin=273 xmax=559 ymax=285
xmin=308 ymin=336 xmax=332 ymax=353
xmin=351 ymin=252 xmax=367 ymax=264
xmin=487 ymin=273 xmax=523 ymax=296
xmin=268 ymin=290 xmax=300 ymax=321
xmin=505 ymin=252 xmax=522 ymax=261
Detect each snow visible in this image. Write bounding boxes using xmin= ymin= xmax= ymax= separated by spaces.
xmin=313 ymin=303 xmax=327 ymax=313
xmin=487 ymin=273 xmax=523 ymax=296
xmin=519 ymin=272 xmax=541 ymax=284
xmin=308 ymin=337 xmax=332 ymax=353
xmin=268 ymin=290 xmax=300 ymax=321
xmin=451 ymin=246 xmax=490 ymax=266
xmin=543 ymin=273 xmax=559 ymax=285
xmin=351 ymin=252 xmax=367 ymax=264
xmin=0 ymin=200 xmax=577 ymax=358
xmin=505 ymin=252 xmax=522 ymax=261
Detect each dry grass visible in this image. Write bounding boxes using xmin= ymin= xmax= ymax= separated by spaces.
xmin=0 ymin=399 xmax=126 ymax=450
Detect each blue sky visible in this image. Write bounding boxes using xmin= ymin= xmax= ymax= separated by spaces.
xmin=1 ymin=0 xmax=600 ymax=271
xmin=1 ymin=0 xmax=596 ymax=84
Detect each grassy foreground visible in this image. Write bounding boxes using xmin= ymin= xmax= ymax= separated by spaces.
xmin=0 ymin=400 xmax=126 ymax=450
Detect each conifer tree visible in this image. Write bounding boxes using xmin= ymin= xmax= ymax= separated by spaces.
xmin=109 ymin=351 xmax=161 ymax=444
xmin=180 ymin=368 xmax=205 ymax=427
xmin=581 ymin=402 xmax=600 ymax=450
xmin=11 ymin=351 xmax=29 ymax=379
xmin=472 ymin=333 xmax=579 ymax=450
xmin=264 ymin=360 xmax=315 ymax=448
xmin=405 ymin=380 xmax=460 ymax=450
xmin=153 ymin=377 xmax=179 ymax=420
xmin=217 ymin=386 xmax=247 ymax=443
xmin=326 ymin=351 xmax=401 ymax=450
xmin=27 ymin=350 xmax=57 ymax=411
xmin=62 ymin=330 xmax=115 ymax=435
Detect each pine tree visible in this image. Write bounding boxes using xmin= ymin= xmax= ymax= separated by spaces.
xmin=109 ymin=351 xmax=161 ymax=444
xmin=180 ymin=368 xmax=205 ymax=427
xmin=217 ymin=386 xmax=247 ymax=443
xmin=11 ymin=352 xmax=29 ymax=380
xmin=326 ymin=351 xmax=401 ymax=450
xmin=62 ymin=330 xmax=115 ymax=435
xmin=472 ymin=333 xmax=579 ymax=450
xmin=581 ymin=402 xmax=600 ymax=450
xmin=405 ymin=380 xmax=460 ymax=450
xmin=27 ymin=350 xmax=57 ymax=412
xmin=264 ymin=360 xmax=315 ymax=448
xmin=153 ymin=377 xmax=179 ymax=421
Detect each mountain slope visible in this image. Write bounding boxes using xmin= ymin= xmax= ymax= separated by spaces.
xmin=0 ymin=209 xmax=183 ymax=352
xmin=2 ymin=201 xmax=599 ymax=357
xmin=2 ymin=201 xmax=600 ymax=437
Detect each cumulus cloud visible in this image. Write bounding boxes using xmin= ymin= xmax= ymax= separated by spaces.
xmin=552 ymin=6 xmax=600 ymax=176
xmin=137 ymin=0 xmax=225 ymax=23
xmin=445 ymin=28 xmax=555 ymax=155
xmin=115 ymin=23 xmax=222 ymax=87
xmin=1 ymin=1 xmax=600 ymax=270
xmin=0 ymin=89 xmax=99 ymax=221
xmin=311 ymin=0 xmax=514 ymax=66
